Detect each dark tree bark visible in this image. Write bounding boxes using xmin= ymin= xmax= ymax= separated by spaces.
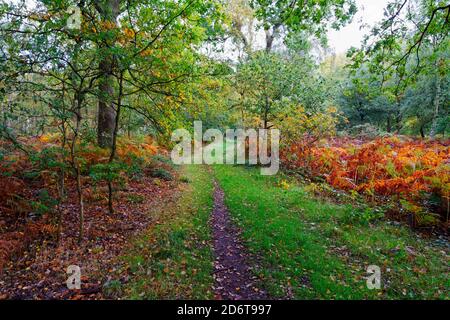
xmin=263 ymin=95 xmax=270 ymax=129
xmin=71 ymin=92 xmax=85 ymax=243
xmin=264 ymin=24 xmax=280 ymax=53
xmin=387 ymin=115 xmax=392 ymax=133
xmin=420 ymin=124 xmax=425 ymax=138
xmin=97 ymin=58 xmax=116 ymax=148
xmin=357 ymin=102 xmax=365 ymax=123
xmin=107 ymin=71 xmax=124 ymax=215
xmin=430 ymin=59 xmax=442 ymax=138
xmin=95 ymin=0 xmax=121 ymax=148
xmin=395 ymin=111 xmax=403 ymax=133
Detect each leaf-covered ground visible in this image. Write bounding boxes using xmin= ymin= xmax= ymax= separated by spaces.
xmin=1 ymin=163 xmax=448 ymax=300
xmin=119 ymin=164 xmax=448 ymax=300
xmin=0 ymin=170 xmax=177 ymax=300
xmin=120 ymin=165 xmax=215 ymax=299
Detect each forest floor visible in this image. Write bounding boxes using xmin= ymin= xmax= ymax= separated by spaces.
xmin=122 ymin=165 xmax=449 ymax=300
xmin=1 ymin=164 xmax=448 ymax=300
xmin=0 ymin=174 xmax=178 ymax=299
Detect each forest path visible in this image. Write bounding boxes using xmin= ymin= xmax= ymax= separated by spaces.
xmin=121 ymin=165 xmax=448 ymax=299
xmin=210 ymin=180 xmax=268 ymax=300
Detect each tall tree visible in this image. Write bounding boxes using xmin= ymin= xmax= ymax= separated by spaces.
xmin=94 ymin=0 xmax=121 ymax=148
xmin=348 ymin=0 xmax=449 ymax=137
xmin=251 ymin=0 xmax=357 ymax=52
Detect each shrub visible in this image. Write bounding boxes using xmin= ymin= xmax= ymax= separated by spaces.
xmin=179 ymin=176 xmax=191 ymax=183
xmin=150 ymin=168 xmax=173 ymax=181
xmin=282 ymin=136 xmax=450 ymax=226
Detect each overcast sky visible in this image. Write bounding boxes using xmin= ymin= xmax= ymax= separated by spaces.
xmin=210 ymin=0 xmax=393 ymax=61
xmin=327 ymin=0 xmax=390 ymax=54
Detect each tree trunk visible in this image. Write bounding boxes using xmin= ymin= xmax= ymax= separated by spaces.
xmin=430 ymin=65 xmax=441 ymax=138
xmin=127 ymin=113 xmax=131 ymax=138
xmin=71 ymin=94 xmax=85 ymax=244
xmin=75 ymin=164 xmax=84 ymax=243
xmin=419 ymin=124 xmax=425 ymax=139
xmin=394 ymin=99 xmax=403 ymax=133
xmin=264 ymin=24 xmax=280 ymax=53
xmin=265 ymin=29 xmax=274 ymax=53
xmin=107 ymin=71 xmax=124 ymax=215
xmin=395 ymin=112 xmax=402 ymax=133
xmin=56 ymin=121 xmax=67 ymax=245
xmin=97 ymin=58 xmax=116 ymax=148
xmin=95 ymin=0 xmax=120 ymax=148
xmin=263 ymin=95 xmax=270 ymax=129
xmin=358 ymin=103 xmax=365 ymax=123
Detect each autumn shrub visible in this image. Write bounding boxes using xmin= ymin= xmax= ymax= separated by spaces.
xmin=347 ymin=123 xmax=385 ymax=139
xmin=38 ymin=133 xmax=158 ymax=167
xmin=275 ymin=105 xmax=342 ymax=147
xmin=179 ymin=176 xmax=191 ymax=183
xmin=0 ymin=140 xmax=61 ymax=271
xmin=90 ymin=162 xmax=128 ymax=188
xmin=0 ymin=175 xmax=27 ymax=216
xmin=30 ymin=189 xmax=58 ymax=218
xmin=150 ymin=168 xmax=174 ymax=181
xmin=282 ymin=136 xmax=450 ymax=227
xmin=117 ymin=136 xmax=158 ymax=161
xmin=28 ymin=146 xmax=67 ymax=183
xmin=151 ymin=154 xmax=175 ymax=167
xmin=0 ymin=143 xmax=33 ymax=219
xmin=145 ymin=153 xmax=175 ymax=179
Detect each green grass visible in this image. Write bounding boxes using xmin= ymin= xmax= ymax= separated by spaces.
xmin=121 ymin=164 xmax=448 ymax=300
xmin=213 ymin=165 xmax=449 ymax=300
xmin=122 ymin=165 xmax=214 ymax=299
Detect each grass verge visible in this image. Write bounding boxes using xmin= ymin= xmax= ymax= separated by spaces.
xmin=122 ymin=165 xmax=214 ymax=299
xmin=213 ymin=165 xmax=449 ymax=299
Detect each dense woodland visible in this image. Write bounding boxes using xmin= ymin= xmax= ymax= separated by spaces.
xmin=0 ymin=0 xmax=448 ymax=300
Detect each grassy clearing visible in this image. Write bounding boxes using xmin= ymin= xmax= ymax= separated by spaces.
xmin=213 ymin=165 xmax=449 ymax=300
xmin=122 ymin=165 xmax=214 ymax=299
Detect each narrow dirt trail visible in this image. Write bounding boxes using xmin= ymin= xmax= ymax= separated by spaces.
xmin=210 ymin=181 xmax=268 ymax=300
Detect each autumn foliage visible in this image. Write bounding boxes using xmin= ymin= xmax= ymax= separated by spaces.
xmin=282 ymin=136 xmax=450 ymax=227
xmin=0 ymin=134 xmax=162 ymax=273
